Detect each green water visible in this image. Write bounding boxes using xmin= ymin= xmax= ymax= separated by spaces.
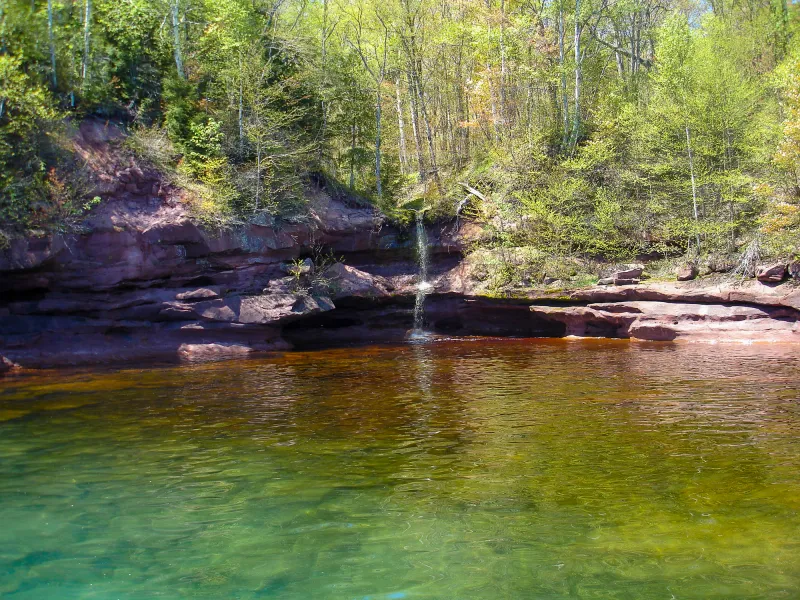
xmin=1 ymin=339 xmax=800 ymax=599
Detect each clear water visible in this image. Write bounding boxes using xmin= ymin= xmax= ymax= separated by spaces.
xmin=1 ymin=339 xmax=800 ymax=600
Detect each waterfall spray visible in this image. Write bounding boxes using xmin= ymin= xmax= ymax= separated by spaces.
xmin=412 ymin=210 xmax=432 ymax=334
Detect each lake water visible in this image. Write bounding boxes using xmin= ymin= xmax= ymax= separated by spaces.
xmin=1 ymin=339 xmax=799 ymax=599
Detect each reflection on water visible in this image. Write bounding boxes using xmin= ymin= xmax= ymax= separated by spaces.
xmin=1 ymin=339 xmax=800 ymax=599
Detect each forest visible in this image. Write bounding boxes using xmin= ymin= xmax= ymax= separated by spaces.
xmin=1 ymin=0 xmax=799 ymax=284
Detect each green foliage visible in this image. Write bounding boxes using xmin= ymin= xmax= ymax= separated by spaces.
xmin=0 ymin=0 xmax=796 ymax=273
xmin=163 ymin=75 xmax=199 ymax=152
xmin=0 ymin=54 xmax=59 ymax=227
xmin=286 ymin=247 xmax=344 ymax=297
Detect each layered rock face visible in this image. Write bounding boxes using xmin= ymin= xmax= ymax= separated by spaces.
xmin=531 ymin=300 xmax=799 ymax=342
xmin=529 ymin=282 xmax=800 ymax=343
xmin=0 ymin=120 xmax=468 ymax=367
xmin=0 ymin=204 xmax=362 ymax=365
xmin=3 ymin=120 xmax=800 ymax=371
xmin=1 ymin=181 xmax=486 ymax=367
xmin=5 ymin=207 xmax=800 ymax=368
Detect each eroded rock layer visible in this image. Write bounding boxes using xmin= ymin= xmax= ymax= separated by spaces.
xmin=2 ymin=120 xmax=800 ymax=369
xmin=530 ymin=299 xmax=800 ymax=342
xmin=0 ymin=179 xmax=471 ymax=367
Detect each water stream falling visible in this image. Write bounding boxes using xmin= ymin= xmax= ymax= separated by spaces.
xmin=412 ymin=210 xmax=432 ymax=334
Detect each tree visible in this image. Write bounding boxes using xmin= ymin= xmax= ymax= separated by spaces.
xmin=345 ymin=1 xmax=391 ymax=199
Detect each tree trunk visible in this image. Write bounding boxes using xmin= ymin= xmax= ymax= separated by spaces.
xmin=255 ymin=139 xmax=262 ymax=212
xmin=487 ymin=65 xmax=498 ymax=141
xmin=318 ymin=0 xmax=328 ymax=160
xmin=407 ymin=67 xmax=426 ymax=181
xmin=375 ymin=89 xmax=382 ymax=199
xmin=238 ymin=53 xmax=244 ymax=153
xmin=634 ymin=13 xmax=642 ymax=76
xmin=395 ymin=77 xmax=408 ymax=175
xmin=612 ymin=24 xmax=625 ymax=79
xmin=81 ymin=0 xmax=91 ymax=87
xmin=350 ymin=120 xmax=357 ymax=189
xmin=411 ymin=56 xmax=438 ymax=183
xmin=558 ymin=0 xmax=569 ymax=150
xmin=455 ymin=39 xmax=469 ymax=166
xmin=254 ymin=100 xmax=263 ymax=212
xmin=172 ymin=0 xmax=184 ymax=78
xmin=48 ymin=0 xmax=57 ymax=89
xmin=499 ymin=0 xmax=507 ymax=129
xmin=685 ymin=124 xmax=701 ymax=251
xmin=629 ymin=13 xmax=637 ymax=75
xmin=0 ymin=4 xmax=5 ymax=55
xmin=571 ymin=0 xmax=582 ymax=150
xmin=418 ymin=80 xmax=439 ymax=184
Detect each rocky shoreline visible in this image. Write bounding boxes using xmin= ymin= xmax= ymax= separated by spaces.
xmin=0 ymin=186 xmax=464 ymax=369
xmin=530 ymin=282 xmax=800 ymax=343
xmin=3 ymin=199 xmax=800 ymax=373
xmin=2 ymin=121 xmax=799 ymax=373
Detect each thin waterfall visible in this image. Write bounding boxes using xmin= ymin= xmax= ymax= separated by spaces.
xmin=412 ymin=210 xmax=432 ymax=334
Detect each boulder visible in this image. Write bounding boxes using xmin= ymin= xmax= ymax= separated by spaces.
xmin=142 ymin=219 xmax=206 ymax=246
xmin=613 ymin=278 xmax=640 ymax=286
xmin=300 ymin=258 xmax=314 ymax=274
xmin=756 ymin=263 xmax=787 ymax=283
xmin=676 ymin=264 xmax=698 ymax=281
xmin=177 ymin=343 xmax=254 ymax=362
xmin=323 ymin=263 xmax=393 ymax=300
xmin=789 ymin=260 xmax=800 ymax=281
xmin=175 ymin=287 xmax=222 ymax=302
xmin=598 ymin=277 xmax=614 ymax=286
xmin=237 ymin=294 xmax=333 ymax=324
xmin=612 ymin=264 xmax=644 ymax=280
xmin=706 ymin=256 xmax=735 ymax=274
xmin=0 ymin=356 xmax=17 ymax=375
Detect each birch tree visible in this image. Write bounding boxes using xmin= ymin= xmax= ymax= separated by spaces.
xmin=345 ymin=2 xmax=390 ymax=198
xmin=81 ymin=0 xmax=91 ymax=89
